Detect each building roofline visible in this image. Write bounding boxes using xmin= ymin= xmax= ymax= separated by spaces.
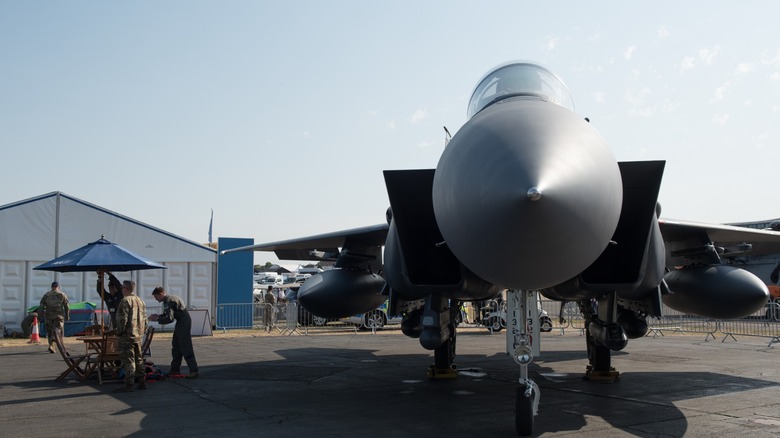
xmin=0 ymin=191 xmax=217 ymax=254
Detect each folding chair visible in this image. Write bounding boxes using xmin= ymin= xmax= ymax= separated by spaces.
xmin=52 ymin=327 xmax=94 ymax=381
xmin=141 ymin=326 xmax=155 ymax=360
xmin=94 ymin=336 xmax=122 ymax=384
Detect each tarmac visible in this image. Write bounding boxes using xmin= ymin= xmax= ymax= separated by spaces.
xmin=2 ymin=327 xmax=780 ymax=437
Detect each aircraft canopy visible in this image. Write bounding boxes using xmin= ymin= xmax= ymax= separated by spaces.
xmin=467 ymin=62 xmax=574 ymax=118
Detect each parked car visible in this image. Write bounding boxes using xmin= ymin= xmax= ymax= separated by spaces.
xmin=477 ymin=301 xmax=553 ymax=333
xmin=342 ymin=301 xmax=402 ymax=330
xmin=294 ymin=274 xmax=311 ymax=283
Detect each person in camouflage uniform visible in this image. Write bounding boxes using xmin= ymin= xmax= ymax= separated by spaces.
xmin=114 ymin=280 xmax=148 ymax=392
xmin=40 ymin=282 xmax=69 ymax=353
xmin=21 ymin=311 xmax=38 ymax=338
xmin=150 ymin=286 xmax=199 ymax=378
xmin=263 ymin=286 xmax=275 ymax=332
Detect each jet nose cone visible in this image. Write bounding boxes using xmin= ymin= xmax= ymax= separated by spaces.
xmin=526 ymin=187 xmax=542 ymax=201
xmin=432 ymin=100 xmax=623 ymax=289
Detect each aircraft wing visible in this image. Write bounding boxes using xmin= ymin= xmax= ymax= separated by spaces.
xmin=222 ymin=223 xmax=389 ymax=261
xmin=659 ymin=218 xmax=780 ymax=259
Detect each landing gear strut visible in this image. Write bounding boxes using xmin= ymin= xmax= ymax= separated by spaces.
xmin=429 ymin=327 xmax=457 ymax=379
xmin=581 ymin=294 xmax=622 ymax=382
xmin=506 ymin=289 xmax=540 ymax=436
xmin=420 ymin=295 xmax=458 ymax=379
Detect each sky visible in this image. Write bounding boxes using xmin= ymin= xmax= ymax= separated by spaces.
xmin=3 ymin=1 xmax=780 ymax=265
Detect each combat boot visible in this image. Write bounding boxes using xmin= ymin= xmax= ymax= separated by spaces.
xmin=136 ymin=376 xmax=147 ymax=390
xmin=113 ymin=383 xmax=134 ymax=393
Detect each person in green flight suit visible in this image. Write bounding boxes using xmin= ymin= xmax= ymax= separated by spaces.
xmin=149 ymin=287 xmax=199 ymax=379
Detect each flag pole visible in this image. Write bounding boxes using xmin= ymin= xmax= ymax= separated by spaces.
xmin=208 ymin=209 xmax=214 ymax=244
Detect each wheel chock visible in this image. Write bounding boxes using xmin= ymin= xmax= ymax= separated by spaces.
xmin=427 ymin=364 xmax=458 ymax=379
xmin=584 ymin=365 xmax=620 ymax=383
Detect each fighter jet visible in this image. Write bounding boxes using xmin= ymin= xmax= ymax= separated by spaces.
xmin=224 ymin=61 xmax=780 ymax=436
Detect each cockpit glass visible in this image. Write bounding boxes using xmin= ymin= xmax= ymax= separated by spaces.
xmin=467 ymin=62 xmax=575 ymax=118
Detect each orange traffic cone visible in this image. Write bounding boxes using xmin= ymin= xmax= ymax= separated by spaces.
xmin=28 ymin=316 xmax=40 ymax=344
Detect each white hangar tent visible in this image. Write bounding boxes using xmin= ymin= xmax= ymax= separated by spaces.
xmin=0 ymin=192 xmax=217 ymax=332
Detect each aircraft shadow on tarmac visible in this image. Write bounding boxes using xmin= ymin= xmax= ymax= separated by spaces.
xmin=530 ymin=366 xmax=778 ymax=435
xmin=121 ymin=346 xmax=777 ymax=437
xmin=512 ymin=345 xmax=779 ymax=435
xmin=2 ymin=339 xmax=776 ymax=437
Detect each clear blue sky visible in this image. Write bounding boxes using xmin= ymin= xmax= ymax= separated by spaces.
xmin=2 ymin=2 xmax=780 ymax=265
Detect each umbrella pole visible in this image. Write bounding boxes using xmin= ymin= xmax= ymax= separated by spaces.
xmin=99 ymin=272 xmax=105 ymax=336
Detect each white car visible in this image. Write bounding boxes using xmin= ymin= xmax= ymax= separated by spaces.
xmin=342 ymin=301 xmax=402 ymax=330
xmin=479 ymin=303 xmax=553 ymax=333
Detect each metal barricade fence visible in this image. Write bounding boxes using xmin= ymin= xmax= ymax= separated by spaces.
xmin=548 ymin=297 xmax=780 ymax=346
xmin=543 ymin=298 xmax=718 ymax=340
xmin=214 ymin=302 xmax=358 ymax=334
xmin=213 ymin=298 xmax=780 ymax=346
xmin=646 ymin=306 xmax=717 ymax=339
xmin=215 ymin=302 xmax=299 ymax=332
xmin=769 ymin=299 xmax=780 ymax=322
xmin=718 ymin=301 xmax=780 ymax=346
xmin=280 ymin=302 xmax=300 ymax=335
xmin=215 ymin=303 xmax=255 ymax=330
xmin=541 ymin=300 xmax=585 ymax=335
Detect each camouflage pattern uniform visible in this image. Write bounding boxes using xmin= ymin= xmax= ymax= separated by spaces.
xmin=263 ymin=289 xmax=275 ymax=331
xmin=40 ymin=288 xmax=69 ymax=348
xmin=156 ymin=295 xmax=198 ymax=374
xmin=115 ymin=294 xmax=147 ymax=385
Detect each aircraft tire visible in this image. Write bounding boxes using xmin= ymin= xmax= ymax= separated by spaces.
xmin=516 ymin=384 xmax=534 ymax=436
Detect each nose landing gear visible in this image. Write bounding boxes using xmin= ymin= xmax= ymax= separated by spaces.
xmin=506 ymin=289 xmax=541 ymax=436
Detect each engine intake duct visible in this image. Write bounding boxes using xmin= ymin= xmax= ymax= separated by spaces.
xmin=581 ymin=160 xmax=665 ymax=289
xmin=384 ymin=169 xmax=462 ymax=286
xmin=383 ymin=169 xmax=501 ymax=301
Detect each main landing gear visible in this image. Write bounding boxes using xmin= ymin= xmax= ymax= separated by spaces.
xmin=580 ymin=294 xmax=625 ymax=383
xmin=419 ymin=295 xmax=458 ymax=379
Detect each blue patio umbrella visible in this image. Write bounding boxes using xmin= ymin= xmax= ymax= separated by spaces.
xmin=34 ymin=236 xmax=166 ymax=334
xmin=34 ymin=236 xmax=166 ymax=272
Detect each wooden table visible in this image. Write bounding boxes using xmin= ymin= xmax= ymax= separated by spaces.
xmin=75 ymin=335 xmax=104 ymax=355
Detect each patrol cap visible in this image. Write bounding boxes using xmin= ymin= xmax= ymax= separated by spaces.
xmin=51 ymin=281 xmax=60 ymax=288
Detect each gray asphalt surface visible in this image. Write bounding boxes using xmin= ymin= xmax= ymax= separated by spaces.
xmin=2 ymin=327 xmax=780 ymax=437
